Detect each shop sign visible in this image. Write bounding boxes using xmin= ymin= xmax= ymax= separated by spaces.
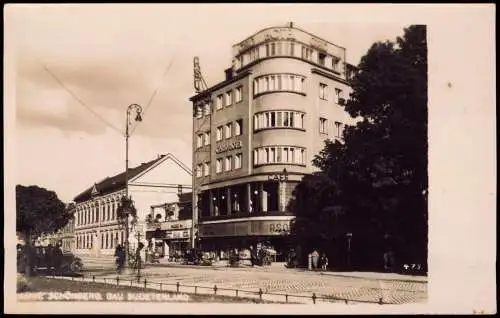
xmin=159 ymin=220 xmax=192 ymax=231
xmin=199 ymin=219 xmax=294 ymax=238
xmin=215 ymin=140 xmax=242 ymax=154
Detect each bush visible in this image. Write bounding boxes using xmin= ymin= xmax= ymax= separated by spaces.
xmin=17 ymin=274 xmax=32 ymax=293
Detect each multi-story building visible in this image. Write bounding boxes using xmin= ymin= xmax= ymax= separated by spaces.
xmin=72 ymin=153 xmax=192 ymax=257
xmin=145 ymin=192 xmax=193 ymax=259
xmin=190 ymin=23 xmax=357 ymax=259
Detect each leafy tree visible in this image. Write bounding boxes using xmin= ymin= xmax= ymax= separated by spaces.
xmin=16 ymin=185 xmax=70 ymax=242
xmin=16 ymin=185 xmax=71 ymax=276
xmin=290 ymin=25 xmax=428 ymax=272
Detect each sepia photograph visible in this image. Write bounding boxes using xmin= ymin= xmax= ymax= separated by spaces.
xmin=3 ymin=3 xmax=496 ymax=315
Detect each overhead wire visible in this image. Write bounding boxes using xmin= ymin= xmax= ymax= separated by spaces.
xmin=129 ymin=30 xmax=186 ymax=135
xmin=38 ymin=59 xmax=124 ymax=135
xmin=129 ymin=52 xmax=177 ymax=135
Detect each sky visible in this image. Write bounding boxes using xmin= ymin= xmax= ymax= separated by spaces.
xmin=9 ymin=4 xmax=412 ymax=203
xmin=7 ymin=4 xmax=422 ymax=203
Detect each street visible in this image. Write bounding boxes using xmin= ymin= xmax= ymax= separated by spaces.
xmin=75 ymin=258 xmax=427 ymax=304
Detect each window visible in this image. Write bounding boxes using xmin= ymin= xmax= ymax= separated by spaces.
xmin=319 ymin=118 xmax=328 ymax=134
xmin=332 ymin=56 xmax=340 ymax=70
xmin=225 ymin=90 xmax=233 ymax=106
xmin=334 ymin=88 xmax=344 ymax=104
xmin=335 ymin=121 xmax=344 ymax=138
xmin=204 ymin=132 xmax=210 ymax=146
xmin=253 ymin=73 xmax=306 ymax=96
xmin=253 ymin=111 xmax=305 ymax=130
xmin=319 ymin=83 xmax=328 ymax=100
xmin=216 ymin=95 xmax=223 ymax=110
xmin=216 ymin=158 xmax=223 ymax=173
xmin=225 ymin=123 xmax=232 ymax=139
xmin=318 ymin=52 xmax=326 ymax=66
xmin=234 ymin=153 xmax=242 ymax=169
xmin=225 ymin=156 xmax=232 ymax=171
xmin=203 ymin=162 xmax=210 ymax=176
xmin=196 ymin=164 xmax=203 ymax=178
xmin=235 ymin=119 xmax=243 ymax=136
xmin=302 ymin=46 xmax=313 ymax=60
xmin=196 ymin=105 xmax=203 ymax=119
xmin=235 ymin=86 xmax=243 ymax=102
xmin=253 ymin=146 xmax=306 ymax=166
xmin=204 ymin=102 xmax=211 ymax=116
xmin=290 ymin=42 xmax=295 ymax=56
xmin=216 ymin=126 xmax=223 ymax=141
xmin=196 ymin=134 xmax=203 ymax=148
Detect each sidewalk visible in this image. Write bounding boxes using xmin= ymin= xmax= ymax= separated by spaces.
xmin=319 ymin=271 xmax=428 ymax=283
xmin=80 ymin=255 xmax=427 ymax=284
xmin=148 ymin=261 xmax=427 ymax=283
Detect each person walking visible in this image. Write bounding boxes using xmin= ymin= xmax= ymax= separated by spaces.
xmin=311 ymin=249 xmax=319 ymax=270
xmin=320 ymin=253 xmax=329 ymax=272
xmin=114 ymin=244 xmax=125 ymax=273
xmin=249 ymin=245 xmax=256 ymax=267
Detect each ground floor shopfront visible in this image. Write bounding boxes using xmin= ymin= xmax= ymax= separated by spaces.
xmin=197 ymin=214 xmax=295 ymax=262
xmin=146 ymin=219 xmax=192 ymax=260
xmin=197 ymin=180 xmax=299 ymax=218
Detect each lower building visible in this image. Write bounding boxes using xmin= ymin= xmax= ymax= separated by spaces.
xmin=72 ymin=153 xmax=192 ymax=258
xmin=146 ymin=192 xmax=193 ymax=260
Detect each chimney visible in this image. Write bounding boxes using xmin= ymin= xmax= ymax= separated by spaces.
xmin=288 ymin=21 xmax=294 ymax=28
xmin=225 ymin=67 xmax=234 ymax=81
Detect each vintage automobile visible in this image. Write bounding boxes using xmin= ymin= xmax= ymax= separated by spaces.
xmin=17 ymin=245 xmax=83 ymax=275
xmin=182 ymin=248 xmax=213 ymax=266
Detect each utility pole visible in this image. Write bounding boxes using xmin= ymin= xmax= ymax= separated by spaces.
xmin=124 ymin=103 xmax=143 ymax=267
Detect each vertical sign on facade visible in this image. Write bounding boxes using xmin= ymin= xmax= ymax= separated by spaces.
xmin=193 ymin=57 xmax=202 ymax=93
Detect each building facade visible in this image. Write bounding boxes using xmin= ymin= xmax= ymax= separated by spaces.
xmin=146 ymin=192 xmax=193 ymax=260
xmin=190 ymin=23 xmax=357 ymax=259
xmin=31 ymin=203 xmax=76 ymax=252
xmin=72 ymin=153 xmax=192 ymax=257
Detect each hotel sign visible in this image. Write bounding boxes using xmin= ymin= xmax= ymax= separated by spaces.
xmin=215 ymin=140 xmax=242 ymax=154
xmin=199 ymin=219 xmax=294 ymax=238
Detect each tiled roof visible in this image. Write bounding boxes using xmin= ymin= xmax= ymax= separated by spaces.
xmin=73 ymin=155 xmax=166 ymax=203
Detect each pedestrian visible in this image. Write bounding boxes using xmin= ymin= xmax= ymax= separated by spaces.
xmin=115 ymin=244 xmax=125 ymax=273
xmin=136 ymin=242 xmax=144 ymax=269
xmin=249 ymin=245 xmax=256 ymax=267
xmin=320 ymin=253 xmax=329 ymax=271
xmin=311 ymin=249 xmax=319 ymax=270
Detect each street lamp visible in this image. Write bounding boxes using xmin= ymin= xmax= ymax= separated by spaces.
xmin=123 ymin=103 xmax=143 ymax=267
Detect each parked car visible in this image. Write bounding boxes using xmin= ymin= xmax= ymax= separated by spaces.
xmin=183 ymin=248 xmax=213 ymax=266
xmin=17 ymin=245 xmax=83 ymax=275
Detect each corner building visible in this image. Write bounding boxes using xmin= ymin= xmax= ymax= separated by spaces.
xmin=190 ymin=23 xmax=357 ymax=260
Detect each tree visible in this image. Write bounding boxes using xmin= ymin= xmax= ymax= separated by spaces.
xmin=16 ymin=185 xmax=71 ymax=276
xmin=16 ymin=185 xmax=70 ymax=242
xmin=290 ymin=25 xmax=428 ymax=272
